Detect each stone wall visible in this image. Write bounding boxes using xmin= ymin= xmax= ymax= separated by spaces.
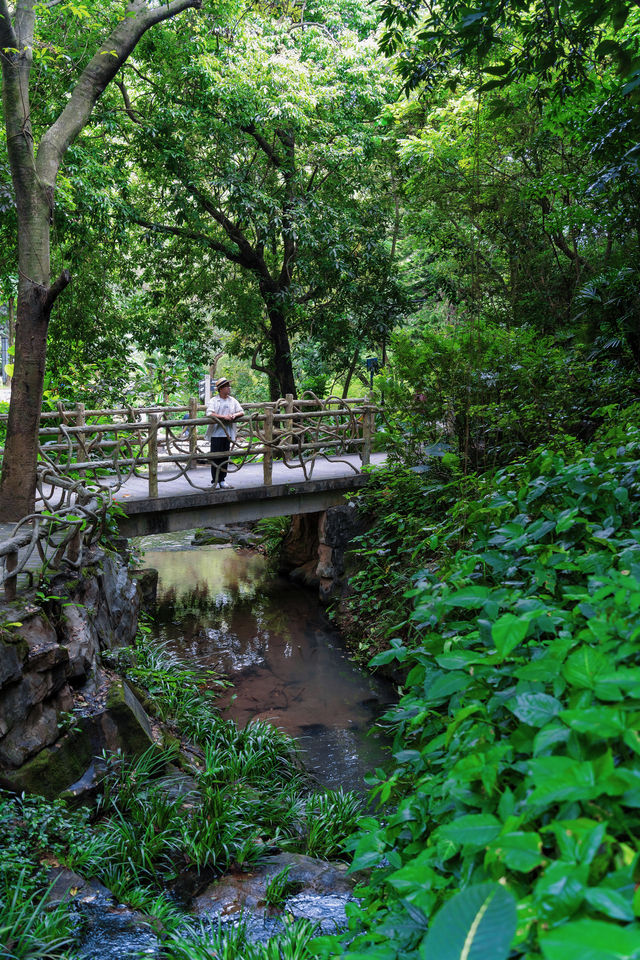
xmin=0 ymin=548 xmax=151 ymax=797
xmin=279 ymin=502 xmax=367 ymax=602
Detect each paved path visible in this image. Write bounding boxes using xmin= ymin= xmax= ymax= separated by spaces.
xmin=111 ymin=453 xmax=387 ymax=505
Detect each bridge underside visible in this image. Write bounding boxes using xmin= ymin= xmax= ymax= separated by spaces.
xmin=117 ymin=474 xmax=370 ymax=538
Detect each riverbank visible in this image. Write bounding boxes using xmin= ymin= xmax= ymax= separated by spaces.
xmin=0 ymin=527 xmax=394 ymax=959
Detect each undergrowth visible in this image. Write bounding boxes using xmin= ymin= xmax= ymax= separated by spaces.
xmin=314 ymin=402 xmax=640 ymax=959
xmin=1 ymin=620 xmax=362 ymax=959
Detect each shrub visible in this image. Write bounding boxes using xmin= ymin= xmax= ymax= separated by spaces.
xmin=319 ymin=404 xmax=640 ymax=958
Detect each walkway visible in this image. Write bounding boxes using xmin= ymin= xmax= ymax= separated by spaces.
xmin=113 ymin=453 xmax=387 ymax=537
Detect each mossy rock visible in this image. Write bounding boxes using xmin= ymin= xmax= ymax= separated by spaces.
xmin=1 ymin=682 xmax=156 ymax=799
xmin=1 ymin=728 xmax=92 ymax=798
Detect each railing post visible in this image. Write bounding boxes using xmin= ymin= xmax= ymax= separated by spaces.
xmin=4 ymin=549 xmax=18 ymax=601
xmin=284 ymin=393 xmax=294 ymax=457
xmin=75 ymin=403 xmax=87 ymax=477
xmin=361 ymin=402 xmax=373 ymax=467
xmin=189 ymin=396 xmax=198 ymax=457
xmin=148 ymin=414 xmax=159 ymax=498
xmin=66 ymin=491 xmax=88 ymax=565
xmin=263 ymin=406 xmax=274 ymax=486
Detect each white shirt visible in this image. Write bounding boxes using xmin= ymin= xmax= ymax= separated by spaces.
xmin=205 ymin=394 xmax=244 ymax=441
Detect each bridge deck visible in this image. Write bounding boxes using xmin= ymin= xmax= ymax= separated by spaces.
xmin=112 ymin=453 xmax=387 ymax=537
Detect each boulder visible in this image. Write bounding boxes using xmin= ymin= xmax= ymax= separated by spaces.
xmin=0 ymin=549 xmax=143 ymax=783
xmin=194 ymin=851 xmax=353 ymax=917
xmin=0 ymin=678 xmax=154 ymax=798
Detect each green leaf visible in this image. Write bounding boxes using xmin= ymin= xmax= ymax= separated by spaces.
xmin=438 ymin=814 xmax=502 ymax=850
xmin=440 ymin=586 xmax=491 ymax=609
xmin=492 ymin=613 xmax=529 ymax=657
xmin=583 ymin=886 xmax=635 ymax=921
xmin=420 ymin=882 xmax=517 ymax=960
xmin=510 ymin=692 xmax=563 ymax=727
xmin=563 ymin=647 xmax=609 ymax=689
xmin=488 ymin=831 xmax=545 ymax=873
xmin=540 ymin=918 xmax=640 ymax=960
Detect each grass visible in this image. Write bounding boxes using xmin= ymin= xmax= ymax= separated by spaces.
xmin=0 ymin=871 xmax=76 ymax=960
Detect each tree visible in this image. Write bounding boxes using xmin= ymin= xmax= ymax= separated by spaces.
xmin=0 ymin=0 xmax=202 ymax=520
xmin=120 ymin=5 xmax=400 ymax=398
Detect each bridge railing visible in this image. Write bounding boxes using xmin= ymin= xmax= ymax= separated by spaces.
xmin=0 ymin=467 xmax=113 ymax=600
xmin=0 ymin=394 xmax=378 ymax=498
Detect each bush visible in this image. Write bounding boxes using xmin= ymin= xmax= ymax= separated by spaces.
xmin=318 ymin=404 xmax=640 ymax=958
xmin=375 ymin=314 xmax=638 ymax=471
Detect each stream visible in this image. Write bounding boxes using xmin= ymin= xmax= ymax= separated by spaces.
xmin=76 ymin=528 xmax=394 ymax=958
xmin=139 ymin=529 xmax=395 ymax=793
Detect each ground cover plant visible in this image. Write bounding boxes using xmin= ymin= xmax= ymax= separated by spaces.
xmin=314 ymin=403 xmax=640 ymax=959
xmin=0 ymin=622 xmax=362 ymax=959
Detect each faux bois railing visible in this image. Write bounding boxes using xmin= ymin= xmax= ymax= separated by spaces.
xmin=0 ymin=394 xmax=379 ymax=599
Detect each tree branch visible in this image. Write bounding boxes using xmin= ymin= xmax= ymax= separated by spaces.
xmin=134 ymin=217 xmax=246 ymax=265
xmin=44 ymin=268 xmax=71 ymax=310
xmin=241 ymin=123 xmax=284 ymax=168
xmin=251 ymin=342 xmax=275 ymax=379
xmin=116 ymin=79 xmax=143 ymax=125
xmin=37 ymin=0 xmax=202 ymax=184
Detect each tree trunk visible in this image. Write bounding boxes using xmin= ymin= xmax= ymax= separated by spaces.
xmin=0 ymin=0 xmax=202 ymax=521
xmin=0 ymin=284 xmax=55 ymax=519
xmin=267 ymin=307 xmax=297 ymax=399
xmin=0 ymin=189 xmax=70 ymax=519
xmin=342 ymin=346 xmax=360 ymax=399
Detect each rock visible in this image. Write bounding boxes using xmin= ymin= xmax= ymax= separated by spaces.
xmin=0 ymin=633 xmax=27 ymax=689
xmin=0 ymin=549 xmax=144 ymax=786
xmin=1 ymin=726 xmax=94 ymax=796
xmin=279 ymin=513 xmax=321 ymax=572
xmin=194 ymin=852 xmax=353 ymax=918
xmin=94 ymin=553 xmax=140 ymax=651
xmin=46 ymin=868 xmax=112 ymax=907
xmin=0 ymin=680 xmax=155 ymax=797
xmin=45 ymin=869 xmax=160 ymax=959
xmin=193 ymin=526 xmax=233 ymax=545
xmin=132 ymin=568 xmax=159 ymax=613
xmin=318 ymin=502 xmax=368 ymax=603
xmin=289 ymin=560 xmax=320 ymax=589
xmin=102 ymin=681 xmax=154 ymax=749
xmin=192 ymin=522 xmax=260 ymax=548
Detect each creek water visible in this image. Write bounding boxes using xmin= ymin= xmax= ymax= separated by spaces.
xmin=138 ymin=529 xmax=395 ymax=793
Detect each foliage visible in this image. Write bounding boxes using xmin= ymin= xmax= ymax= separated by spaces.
xmin=321 ymin=403 xmax=640 ymax=958
xmin=118 ymin=2 xmax=403 ymax=397
xmin=375 ymin=314 xmax=638 ymax=472
xmin=265 ymin=866 xmax=299 ymax=907
xmin=0 ymin=871 xmax=76 ymax=960
xmin=304 ymin=790 xmax=364 ymax=860
xmin=255 ymin=516 xmax=292 ymax=557
xmin=164 ymin=917 xmax=320 ymax=960
xmin=0 ymin=792 xmax=90 ymax=895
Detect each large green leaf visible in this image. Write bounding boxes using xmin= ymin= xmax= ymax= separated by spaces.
xmin=510 ymin=692 xmax=563 ymax=727
xmin=420 ymin=882 xmax=517 ymax=960
xmin=563 ymin=647 xmax=610 ymax=689
xmin=488 ymin=831 xmax=544 ymax=873
xmin=492 ymin=614 xmax=529 ymax=657
xmin=540 ymin=918 xmax=640 ymax=960
xmin=437 ymin=814 xmax=502 ymax=850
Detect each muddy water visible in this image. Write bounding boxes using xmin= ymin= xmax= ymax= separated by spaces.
xmin=138 ymin=531 xmax=394 ymax=793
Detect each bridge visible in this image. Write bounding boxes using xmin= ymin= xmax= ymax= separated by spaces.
xmin=113 ymin=453 xmax=386 ymax=537
xmin=0 ymin=395 xmax=384 ymax=597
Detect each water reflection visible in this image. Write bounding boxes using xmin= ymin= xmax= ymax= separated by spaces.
xmin=137 ymin=533 xmax=394 ymax=793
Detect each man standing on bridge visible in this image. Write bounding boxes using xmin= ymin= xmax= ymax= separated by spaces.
xmin=205 ymin=377 xmax=245 ymax=488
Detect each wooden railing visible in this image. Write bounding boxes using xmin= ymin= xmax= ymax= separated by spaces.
xmin=0 ymin=394 xmax=380 ymax=598
xmin=0 ymin=393 xmax=378 ymax=498
xmin=0 ymin=467 xmax=113 ymax=601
